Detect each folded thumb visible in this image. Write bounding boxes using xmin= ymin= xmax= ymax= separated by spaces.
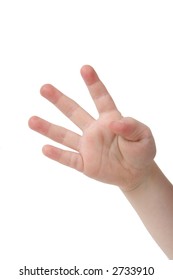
xmin=110 ymin=117 xmax=150 ymax=142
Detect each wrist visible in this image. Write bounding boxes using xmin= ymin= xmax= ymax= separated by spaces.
xmin=120 ymin=160 xmax=157 ymax=193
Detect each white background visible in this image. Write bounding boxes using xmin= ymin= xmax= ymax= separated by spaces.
xmin=0 ymin=0 xmax=173 ymax=279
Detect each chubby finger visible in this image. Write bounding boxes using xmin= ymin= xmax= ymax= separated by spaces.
xmin=28 ymin=116 xmax=81 ymax=151
xmin=42 ymin=145 xmax=84 ymax=172
xmin=80 ymin=65 xmax=117 ymax=114
xmin=40 ymin=84 xmax=94 ymax=130
xmin=110 ymin=117 xmax=151 ymax=141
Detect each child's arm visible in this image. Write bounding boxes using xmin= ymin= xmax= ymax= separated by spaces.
xmin=28 ymin=65 xmax=173 ymax=258
xmin=123 ymin=162 xmax=173 ymax=259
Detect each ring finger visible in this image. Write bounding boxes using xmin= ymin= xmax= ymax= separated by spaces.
xmin=28 ymin=116 xmax=81 ymax=151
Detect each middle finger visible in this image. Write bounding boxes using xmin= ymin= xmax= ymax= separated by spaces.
xmin=40 ymin=84 xmax=94 ymax=130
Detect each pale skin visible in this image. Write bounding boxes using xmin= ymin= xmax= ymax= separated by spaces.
xmin=29 ymin=65 xmax=173 ymax=259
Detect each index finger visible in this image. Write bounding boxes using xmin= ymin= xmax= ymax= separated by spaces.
xmin=80 ymin=65 xmax=118 ymax=114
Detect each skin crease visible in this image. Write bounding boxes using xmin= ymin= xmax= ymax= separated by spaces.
xmin=28 ymin=65 xmax=173 ymax=259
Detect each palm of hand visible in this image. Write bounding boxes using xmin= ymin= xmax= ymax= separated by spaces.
xmin=29 ymin=66 xmax=156 ymax=190
xmin=80 ymin=111 xmax=122 ymax=182
xmin=80 ymin=113 xmax=155 ymax=189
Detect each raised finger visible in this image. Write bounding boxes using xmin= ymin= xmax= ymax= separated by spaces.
xmin=42 ymin=145 xmax=84 ymax=172
xmin=28 ymin=116 xmax=81 ymax=151
xmin=80 ymin=65 xmax=118 ymax=114
xmin=40 ymin=84 xmax=94 ymax=130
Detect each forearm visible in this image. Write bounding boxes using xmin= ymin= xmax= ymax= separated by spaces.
xmin=122 ymin=161 xmax=173 ymax=259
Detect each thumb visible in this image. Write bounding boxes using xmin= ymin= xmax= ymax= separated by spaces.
xmin=110 ymin=117 xmax=151 ymax=142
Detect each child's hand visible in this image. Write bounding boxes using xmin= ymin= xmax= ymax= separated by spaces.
xmin=28 ymin=65 xmax=156 ymax=191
